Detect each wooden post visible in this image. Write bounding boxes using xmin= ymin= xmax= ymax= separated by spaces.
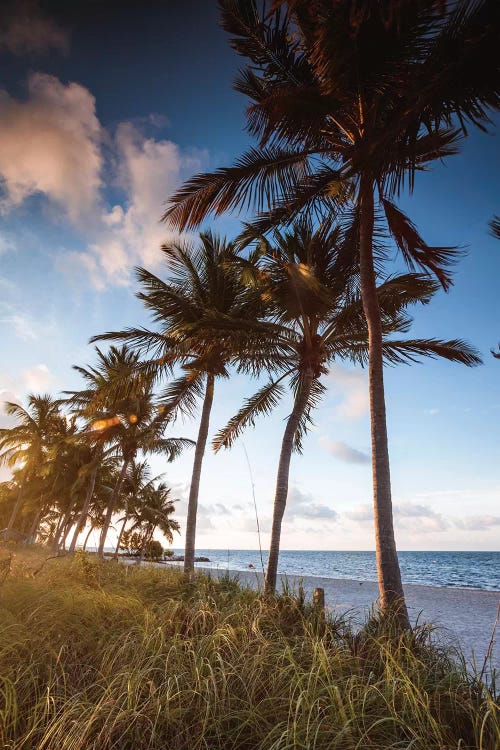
xmin=313 ymin=587 xmax=325 ymax=610
xmin=313 ymin=587 xmax=325 ymax=634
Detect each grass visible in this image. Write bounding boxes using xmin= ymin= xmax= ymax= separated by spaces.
xmin=0 ymin=548 xmax=497 ymax=749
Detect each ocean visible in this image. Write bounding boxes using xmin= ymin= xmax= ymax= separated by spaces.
xmin=184 ymin=550 xmax=500 ymax=591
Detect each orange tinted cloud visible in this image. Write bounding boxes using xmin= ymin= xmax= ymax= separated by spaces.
xmin=0 ymin=73 xmax=102 ymax=222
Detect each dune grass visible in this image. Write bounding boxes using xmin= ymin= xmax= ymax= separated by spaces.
xmin=0 ymin=549 xmax=497 ymax=749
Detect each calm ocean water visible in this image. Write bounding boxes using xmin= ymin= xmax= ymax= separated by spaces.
xmin=185 ymin=550 xmax=500 ymax=591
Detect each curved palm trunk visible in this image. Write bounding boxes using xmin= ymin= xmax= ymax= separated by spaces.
xmin=27 ymin=500 xmax=44 ymax=545
xmin=55 ymin=505 xmax=73 ymax=550
xmin=97 ymin=459 xmax=129 ymax=558
xmin=6 ymin=484 xmax=24 ymax=535
xmin=265 ymin=370 xmax=314 ymax=595
xmin=69 ymin=464 xmax=98 ymax=554
xmin=114 ymin=509 xmax=129 ymax=560
xmin=359 ymin=175 xmax=409 ymax=625
xmin=138 ymin=526 xmax=154 ymax=565
xmin=82 ymin=524 xmax=94 ymax=552
xmin=52 ymin=510 xmax=67 ymax=549
xmin=60 ymin=522 xmax=73 ymax=551
xmin=184 ymin=373 xmax=215 ymax=576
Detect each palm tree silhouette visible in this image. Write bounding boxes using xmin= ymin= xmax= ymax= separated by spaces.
xmin=92 ymin=233 xmax=262 ymax=574
xmin=0 ymin=395 xmax=64 ymax=538
xmin=214 ymin=221 xmax=481 ymax=593
xmin=163 ymin=0 xmax=497 ymax=619
xmin=66 ymin=346 xmax=192 ymax=557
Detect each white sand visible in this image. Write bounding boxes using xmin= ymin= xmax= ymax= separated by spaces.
xmin=196 ymin=565 xmax=499 ymax=669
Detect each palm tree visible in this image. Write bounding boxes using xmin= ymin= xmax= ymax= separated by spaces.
xmin=66 ymin=346 xmax=192 ymax=557
xmin=162 ymin=0 xmax=497 ymax=618
xmin=113 ymin=459 xmax=164 ymax=559
xmin=125 ymin=479 xmax=179 ymax=564
xmin=214 ymin=222 xmax=481 ymax=593
xmin=92 ymin=233 xmax=262 ymax=575
xmin=0 ymin=395 xmax=64 ymax=538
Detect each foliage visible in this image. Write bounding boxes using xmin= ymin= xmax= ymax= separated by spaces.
xmin=0 ymin=551 xmax=497 ymax=750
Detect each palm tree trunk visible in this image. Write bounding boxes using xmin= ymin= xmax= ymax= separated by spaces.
xmin=52 ymin=510 xmax=66 ymax=549
xmin=358 ymin=175 xmax=408 ymax=625
xmin=82 ymin=524 xmax=94 ymax=552
xmin=69 ymin=464 xmax=98 ymax=554
xmin=27 ymin=502 xmax=44 ymax=545
xmin=61 ymin=522 xmax=73 ymax=551
xmin=265 ymin=370 xmax=314 ymax=595
xmin=6 ymin=484 xmax=24 ymax=535
xmin=97 ymin=459 xmax=129 ymax=558
xmin=184 ymin=373 xmax=215 ymax=576
xmin=55 ymin=506 xmax=73 ymax=550
xmin=114 ymin=511 xmax=128 ymax=560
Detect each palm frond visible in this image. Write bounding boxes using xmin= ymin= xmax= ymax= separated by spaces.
xmin=381 ymin=338 xmax=482 ymax=366
xmin=489 ymin=215 xmax=500 ymax=240
xmin=213 ymin=374 xmax=290 ymax=452
xmin=162 ymin=146 xmax=313 ymax=230
xmin=382 ymin=199 xmax=460 ymax=290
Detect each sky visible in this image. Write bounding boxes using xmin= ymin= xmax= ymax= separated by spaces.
xmin=0 ymin=0 xmax=499 ymax=553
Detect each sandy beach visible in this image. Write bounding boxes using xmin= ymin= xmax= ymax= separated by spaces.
xmin=195 ymin=565 xmax=499 ymax=669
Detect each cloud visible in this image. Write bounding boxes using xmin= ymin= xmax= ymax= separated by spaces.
xmin=287 ymin=486 xmax=338 ymax=521
xmin=344 ymin=501 xmax=449 ymax=532
xmin=78 ymin=122 xmax=205 ymax=286
xmin=0 ymin=0 xmax=69 ymax=56
xmin=0 ymin=389 xmax=21 ymax=429
xmin=394 ymin=502 xmax=449 ymax=532
xmin=0 ymin=75 xmax=208 ymax=288
xmin=0 ymin=74 xmax=102 ymax=222
xmin=455 ymin=515 xmax=500 ymax=531
xmin=58 ymin=122 xmax=207 ymax=288
xmin=23 ymin=364 xmax=52 ymax=393
xmin=345 ymin=503 xmax=373 ymax=522
xmin=0 ymin=311 xmax=36 ymax=340
xmin=319 ymin=436 xmax=370 ymax=464
xmin=327 ymin=365 xmax=369 ymax=419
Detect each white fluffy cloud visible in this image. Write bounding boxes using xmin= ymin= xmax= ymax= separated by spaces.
xmin=0 ymin=75 xmax=206 ymax=288
xmin=0 ymin=0 xmax=69 ymax=56
xmin=327 ymin=365 xmax=369 ymax=419
xmin=319 ymin=436 xmax=370 ymax=464
xmin=0 ymin=74 xmax=102 ymax=222
xmin=73 ymin=122 xmax=206 ymax=288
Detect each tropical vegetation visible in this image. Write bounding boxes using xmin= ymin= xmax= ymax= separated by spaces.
xmin=0 ymin=550 xmax=497 ymax=750
xmin=162 ymin=0 xmax=499 ymax=620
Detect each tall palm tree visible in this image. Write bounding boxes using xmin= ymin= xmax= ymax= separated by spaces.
xmin=0 ymin=395 xmax=64 ymax=538
xmin=66 ymin=346 xmax=192 ymax=557
xmin=162 ymin=0 xmax=498 ymax=617
xmin=92 ymin=233 xmax=262 ymax=575
xmin=214 ymin=222 xmax=481 ymax=593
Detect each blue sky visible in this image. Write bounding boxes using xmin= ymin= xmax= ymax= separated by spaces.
xmin=0 ymin=0 xmax=499 ymax=552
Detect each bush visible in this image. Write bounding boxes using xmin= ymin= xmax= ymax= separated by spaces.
xmin=0 ymin=550 xmax=497 ymax=750
xmin=144 ymin=539 xmax=163 ymax=560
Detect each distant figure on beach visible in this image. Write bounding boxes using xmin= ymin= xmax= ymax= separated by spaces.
xmin=248 ymin=563 xmax=255 ymax=569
